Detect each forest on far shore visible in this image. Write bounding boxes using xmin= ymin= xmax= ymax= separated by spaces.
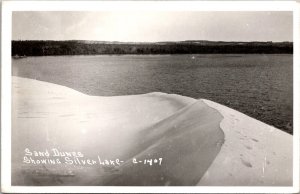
xmin=12 ymin=40 xmax=293 ymax=56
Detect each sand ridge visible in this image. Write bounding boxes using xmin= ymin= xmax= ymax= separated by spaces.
xmin=12 ymin=76 xmax=223 ymax=186
xmin=11 ymin=76 xmax=292 ymax=186
xmin=198 ymin=100 xmax=292 ymax=186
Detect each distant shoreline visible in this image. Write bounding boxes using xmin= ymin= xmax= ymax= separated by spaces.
xmin=12 ymin=40 xmax=293 ymax=56
xmin=11 ymin=53 xmax=293 ymax=58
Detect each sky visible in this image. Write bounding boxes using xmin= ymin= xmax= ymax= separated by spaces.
xmin=12 ymin=11 xmax=293 ymax=42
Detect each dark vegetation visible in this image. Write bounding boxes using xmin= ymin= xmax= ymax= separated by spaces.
xmin=12 ymin=40 xmax=293 ymax=56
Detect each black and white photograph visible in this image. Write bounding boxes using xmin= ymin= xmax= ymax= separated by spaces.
xmin=1 ymin=1 xmax=299 ymax=193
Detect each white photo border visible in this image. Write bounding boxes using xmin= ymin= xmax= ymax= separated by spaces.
xmin=1 ymin=1 xmax=300 ymax=193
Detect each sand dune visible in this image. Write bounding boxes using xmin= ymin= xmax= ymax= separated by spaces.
xmin=198 ymin=100 xmax=292 ymax=186
xmin=11 ymin=76 xmax=292 ymax=186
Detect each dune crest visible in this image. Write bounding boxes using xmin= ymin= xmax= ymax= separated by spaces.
xmin=198 ymin=100 xmax=292 ymax=186
xmin=11 ymin=76 xmax=292 ymax=186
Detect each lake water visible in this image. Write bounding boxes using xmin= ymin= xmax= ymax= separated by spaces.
xmin=12 ymin=54 xmax=293 ymax=134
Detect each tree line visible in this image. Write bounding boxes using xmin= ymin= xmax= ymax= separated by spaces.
xmin=12 ymin=40 xmax=293 ymax=56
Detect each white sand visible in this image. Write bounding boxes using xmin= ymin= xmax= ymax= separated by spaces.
xmin=12 ymin=76 xmax=292 ymax=186
xmin=199 ymin=99 xmax=292 ymax=186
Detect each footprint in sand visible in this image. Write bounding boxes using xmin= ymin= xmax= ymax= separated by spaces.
xmin=240 ymin=158 xmax=252 ymax=168
xmin=244 ymin=145 xmax=252 ymax=150
xmin=251 ymin=138 xmax=259 ymax=142
xmin=234 ymin=118 xmax=239 ymax=123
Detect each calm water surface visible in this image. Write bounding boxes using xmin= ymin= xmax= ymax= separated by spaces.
xmin=12 ymin=54 xmax=293 ymax=134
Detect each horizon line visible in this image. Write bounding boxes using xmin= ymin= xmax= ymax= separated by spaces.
xmin=11 ymin=39 xmax=293 ymax=43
